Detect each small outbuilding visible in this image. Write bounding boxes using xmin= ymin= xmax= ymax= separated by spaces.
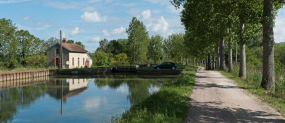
xmin=46 ymin=38 xmax=92 ymax=69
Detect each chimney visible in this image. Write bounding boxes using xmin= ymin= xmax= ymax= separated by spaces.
xmin=63 ymin=38 xmax=66 ymax=43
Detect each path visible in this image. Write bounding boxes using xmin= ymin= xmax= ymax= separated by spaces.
xmin=184 ymin=67 xmax=285 ymax=123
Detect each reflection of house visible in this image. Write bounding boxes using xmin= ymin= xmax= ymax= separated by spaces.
xmin=67 ymin=78 xmax=90 ymax=91
xmin=46 ymin=38 xmax=92 ymax=69
xmin=47 ymin=78 xmax=91 ymax=103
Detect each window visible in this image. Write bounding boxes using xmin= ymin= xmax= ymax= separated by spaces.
xmin=56 ymin=49 xmax=60 ymax=55
xmin=72 ymin=57 xmax=74 ymax=65
xmin=83 ymin=58 xmax=85 ymax=65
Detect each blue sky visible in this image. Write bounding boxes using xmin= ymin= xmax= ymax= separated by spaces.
xmin=0 ymin=0 xmax=284 ymax=52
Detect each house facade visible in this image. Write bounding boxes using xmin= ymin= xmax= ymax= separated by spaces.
xmin=46 ymin=38 xmax=92 ymax=69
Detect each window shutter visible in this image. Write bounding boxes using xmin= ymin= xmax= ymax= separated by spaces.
xmin=53 ymin=58 xmax=56 ymax=66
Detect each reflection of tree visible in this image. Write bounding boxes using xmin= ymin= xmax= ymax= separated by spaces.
xmin=126 ymin=79 xmax=152 ymax=106
xmin=93 ymin=75 xmax=162 ymax=106
xmin=0 ymin=83 xmax=48 ymax=123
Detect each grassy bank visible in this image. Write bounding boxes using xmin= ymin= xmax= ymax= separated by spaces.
xmin=113 ymin=66 xmax=197 ymax=122
xmin=0 ymin=67 xmax=56 ymax=74
xmin=219 ymin=65 xmax=285 ymax=116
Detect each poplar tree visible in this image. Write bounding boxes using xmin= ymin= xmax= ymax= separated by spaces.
xmin=126 ymin=17 xmax=149 ymax=64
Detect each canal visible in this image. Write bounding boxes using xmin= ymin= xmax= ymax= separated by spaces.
xmin=0 ymin=75 xmax=176 ymax=123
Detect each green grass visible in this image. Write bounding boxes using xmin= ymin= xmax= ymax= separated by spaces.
xmin=219 ymin=66 xmax=285 ymax=116
xmin=113 ymin=66 xmax=197 ymax=123
xmin=0 ymin=67 xmax=56 ymax=74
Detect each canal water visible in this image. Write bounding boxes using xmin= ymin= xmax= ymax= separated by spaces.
xmin=0 ymin=75 xmax=176 ymax=123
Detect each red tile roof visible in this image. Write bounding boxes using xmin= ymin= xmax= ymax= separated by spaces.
xmin=62 ymin=43 xmax=88 ymax=53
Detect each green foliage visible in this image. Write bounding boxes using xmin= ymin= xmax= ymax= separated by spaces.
xmin=92 ymin=51 xmax=110 ymax=67
xmin=147 ymin=35 xmax=164 ymax=64
xmin=126 ymin=17 xmax=149 ymax=64
xmin=246 ymin=46 xmax=262 ymax=67
xmin=117 ymin=39 xmax=129 ymax=54
xmin=41 ymin=37 xmax=59 ymax=52
xmin=164 ymin=33 xmax=187 ymax=63
xmin=96 ymin=39 xmax=109 ymax=53
xmin=66 ymin=39 xmax=85 ymax=48
xmin=113 ymin=53 xmax=128 ymax=62
xmin=0 ymin=18 xmax=46 ymax=69
xmin=26 ymin=53 xmax=47 ymax=68
xmin=114 ymin=66 xmax=197 ymax=122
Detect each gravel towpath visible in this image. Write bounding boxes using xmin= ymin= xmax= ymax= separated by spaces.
xmin=184 ymin=67 xmax=285 ymax=123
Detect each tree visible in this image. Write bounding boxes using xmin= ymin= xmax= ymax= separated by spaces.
xmin=114 ymin=53 xmax=128 ymax=63
xmin=126 ymin=17 xmax=149 ymax=64
xmin=66 ymin=39 xmax=85 ymax=48
xmin=42 ymin=37 xmax=59 ymax=52
xmin=66 ymin=40 xmax=75 ymax=44
xmin=117 ymin=39 xmax=129 ymax=54
xmin=261 ymin=0 xmax=284 ymax=91
xmin=147 ymin=35 xmax=164 ymax=64
xmin=93 ymin=51 xmax=109 ymax=67
xmin=164 ymin=33 xmax=186 ymax=62
xmin=96 ymin=39 xmax=109 ymax=53
xmin=0 ymin=18 xmax=19 ymax=68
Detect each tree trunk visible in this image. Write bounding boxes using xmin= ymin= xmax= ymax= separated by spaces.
xmin=215 ymin=46 xmax=220 ymax=69
xmin=261 ymin=0 xmax=275 ymax=91
xmin=228 ymin=37 xmax=233 ymax=72
xmin=208 ymin=53 xmax=211 ymax=70
xmin=219 ymin=37 xmax=225 ymax=71
xmin=238 ymin=19 xmax=246 ymax=79
xmin=212 ymin=50 xmax=215 ymax=69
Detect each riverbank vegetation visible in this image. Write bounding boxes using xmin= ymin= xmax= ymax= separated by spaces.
xmin=113 ymin=66 xmax=196 ymax=122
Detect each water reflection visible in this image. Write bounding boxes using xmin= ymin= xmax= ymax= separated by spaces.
xmin=0 ymin=77 xmax=48 ymax=123
xmin=0 ymin=75 xmax=175 ymax=122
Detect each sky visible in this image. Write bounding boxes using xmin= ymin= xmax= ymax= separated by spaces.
xmin=0 ymin=0 xmax=284 ymax=52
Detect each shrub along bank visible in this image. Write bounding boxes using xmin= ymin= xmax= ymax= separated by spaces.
xmin=113 ymin=66 xmax=197 ymax=123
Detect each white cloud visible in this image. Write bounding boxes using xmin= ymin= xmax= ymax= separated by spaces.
xmin=23 ymin=16 xmax=30 ymax=20
xmin=112 ymin=27 xmax=125 ymax=35
xmin=102 ymin=27 xmax=126 ymax=37
xmin=148 ymin=16 xmax=169 ymax=34
xmin=69 ymin=27 xmax=80 ymax=37
xmin=89 ymin=35 xmax=101 ymax=43
xmin=81 ymin=11 xmax=108 ymax=22
xmin=141 ymin=9 xmax=151 ymax=20
xmin=0 ymin=0 xmax=30 ymax=4
xmin=102 ymin=29 xmax=110 ymax=36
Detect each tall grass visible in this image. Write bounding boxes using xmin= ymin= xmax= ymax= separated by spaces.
xmin=113 ymin=66 xmax=197 ymax=123
xmin=220 ymin=64 xmax=285 ymax=116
